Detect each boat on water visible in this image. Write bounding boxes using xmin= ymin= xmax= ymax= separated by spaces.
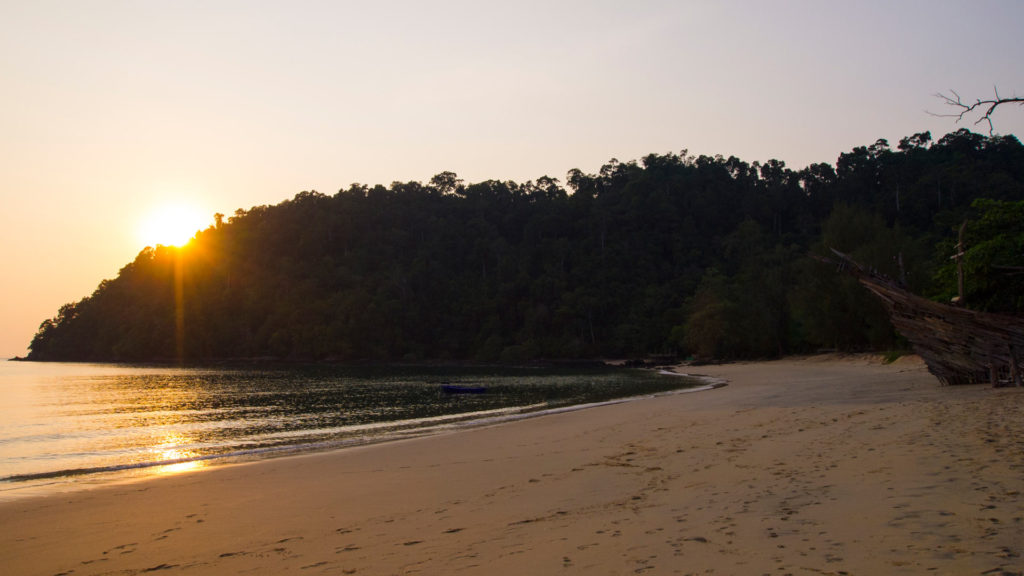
xmin=441 ymin=384 xmax=488 ymax=395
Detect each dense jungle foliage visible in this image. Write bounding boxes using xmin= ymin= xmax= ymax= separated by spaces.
xmin=27 ymin=129 xmax=1024 ymax=363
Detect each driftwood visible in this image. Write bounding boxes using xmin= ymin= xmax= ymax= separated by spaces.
xmin=829 ymin=249 xmax=1024 ymax=387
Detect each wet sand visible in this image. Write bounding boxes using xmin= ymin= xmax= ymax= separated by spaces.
xmin=3 ymin=355 xmax=1023 ymax=575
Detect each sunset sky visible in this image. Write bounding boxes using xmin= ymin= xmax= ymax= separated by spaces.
xmin=1 ymin=0 xmax=1022 ymax=358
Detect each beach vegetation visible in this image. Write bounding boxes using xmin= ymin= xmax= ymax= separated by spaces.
xmin=934 ymin=198 xmax=1024 ymax=314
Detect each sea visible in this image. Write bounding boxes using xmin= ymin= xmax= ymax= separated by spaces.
xmin=0 ymin=360 xmax=705 ymax=501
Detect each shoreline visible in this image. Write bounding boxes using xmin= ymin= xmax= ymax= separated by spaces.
xmin=3 ymin=354 xmax=1023 ymax=574
xmin=0 ymin=367 xmax=705 ymax=500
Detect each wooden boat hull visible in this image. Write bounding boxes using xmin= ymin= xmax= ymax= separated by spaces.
xmin=830 ymin=249 xmax=1023 ymax=386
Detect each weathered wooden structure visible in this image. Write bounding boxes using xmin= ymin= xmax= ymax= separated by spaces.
xmin=830 ymin=250 xmax=1024 ymax=387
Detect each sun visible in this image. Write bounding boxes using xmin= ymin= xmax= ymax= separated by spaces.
xmin=138 ymin=203 xmax=210 ymax=248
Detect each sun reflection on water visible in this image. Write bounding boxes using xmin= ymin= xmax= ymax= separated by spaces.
xmin=150 ymin=433 xmax=206 ymax=475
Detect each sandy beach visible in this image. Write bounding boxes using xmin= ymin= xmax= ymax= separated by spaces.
xmin=3 ymin=355 xmax=1023 ymax=575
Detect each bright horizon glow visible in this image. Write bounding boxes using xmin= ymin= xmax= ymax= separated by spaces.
xmin=137 ymin=204 xmax=210 ymax=249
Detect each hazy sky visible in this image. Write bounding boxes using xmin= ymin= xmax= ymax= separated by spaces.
xmin=2 ymin=0 xmax=1022 ymax=357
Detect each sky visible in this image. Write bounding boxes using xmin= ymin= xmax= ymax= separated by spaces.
xmin=1 ymin=0 xmax=1022 ymax=358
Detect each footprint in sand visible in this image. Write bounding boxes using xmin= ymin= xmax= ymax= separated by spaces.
xmin=335 ymin=546 xmax=360 ymax=553
xmin=103 ymin=542 xmax=138 ymax=555
xmin=141 ymin=563 xmax=179 ymax=572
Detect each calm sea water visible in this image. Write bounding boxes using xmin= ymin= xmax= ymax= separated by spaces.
xmin=0 ymin=361 xmax=701 ymax=501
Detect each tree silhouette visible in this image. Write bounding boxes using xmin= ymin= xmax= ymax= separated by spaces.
xmin=25 ymin=131 xmax=1024 ymax=363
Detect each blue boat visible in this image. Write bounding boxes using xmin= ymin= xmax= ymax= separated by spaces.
xmin=441 ymin=384 xmax=487 ymax=395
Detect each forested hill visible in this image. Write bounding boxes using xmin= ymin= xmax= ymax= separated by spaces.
xmin=28 ymin=129 xmax=1024 ymax=363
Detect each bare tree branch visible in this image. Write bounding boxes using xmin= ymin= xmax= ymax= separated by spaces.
xmin=929 ymin=87 xmax=1024 ymax=135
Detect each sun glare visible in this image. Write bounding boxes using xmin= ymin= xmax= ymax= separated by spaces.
xmin=151 ymin=433 xmax=206 ymax=476
xmin=138 ymin=204 xmax=210 ymax=248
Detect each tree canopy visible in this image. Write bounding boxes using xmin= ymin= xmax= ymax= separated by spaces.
xmin=28 ymin=130 xmax=1024 ymax=363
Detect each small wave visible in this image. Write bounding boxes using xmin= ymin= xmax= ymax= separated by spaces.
xmin=659 ymin=369 xmax=727 ymax=388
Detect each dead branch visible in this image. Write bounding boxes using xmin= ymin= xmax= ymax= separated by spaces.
xmin=931 ymin=87 xmax=1024 ymax=135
